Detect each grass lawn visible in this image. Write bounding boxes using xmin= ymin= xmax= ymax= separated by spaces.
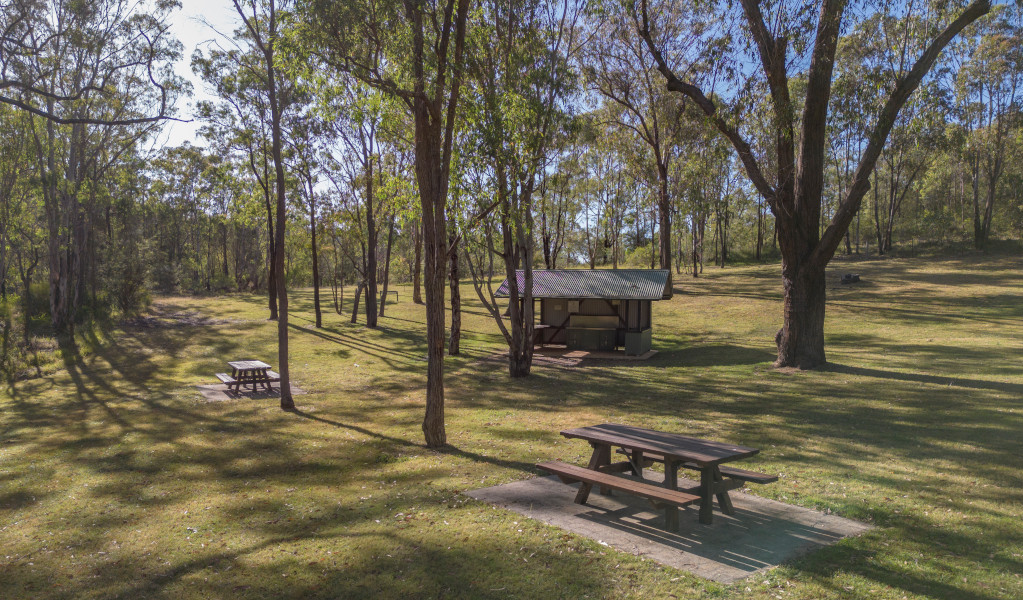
xmin=2 ymin=254 xmax=1022 ymax=599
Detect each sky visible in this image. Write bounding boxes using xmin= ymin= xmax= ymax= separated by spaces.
xmin=159 ymin=0 xmax=241 ymax=148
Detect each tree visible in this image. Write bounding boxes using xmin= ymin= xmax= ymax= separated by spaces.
xmin=300 ymin=0 xmax=471 ymax=446
xmin=194 ymin=27 xmax=286 ymax=319
xmin=462 ymin=0 xmax=582 ymax=377
xmin=955 ymin=3 xmax=1023 ymax=248
xmin=0 ymin=0 xmax=181 ymax=126
xmin=636 ymin=0 xmax=991 ymax=368
xmin=8 ymin=0 xmax=183 ymax=334
xmin=231 ymin=0 xmax=295 ymax=410
xmin=584 ymin=4 xmax=695 ymax=270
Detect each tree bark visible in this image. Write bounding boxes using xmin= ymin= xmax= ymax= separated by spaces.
xmin=447 ymin=225 xmax=461 ymax=356
xmin=365 ymin=156 xmax=379 ymax=327
xmin=379 ymin=214 xmax=395 ymax=317
xmin=310 ymin=188 xmax=322 ymax=328
xmin=412 ymin=219 xmax=424 ymax=304
xmin=657 ymin=162 xmax=672 ymax=270
xmin=351 ymin=281 xmax=363 ymax=323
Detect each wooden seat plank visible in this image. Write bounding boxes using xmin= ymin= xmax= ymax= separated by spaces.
xmin=537 ymin=461 xmax=699 ymax=510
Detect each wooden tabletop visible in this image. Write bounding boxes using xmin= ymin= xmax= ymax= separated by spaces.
xmin=561 ymin=423 xmax=759 ymax=467
xmin=228 ymin=360 xmax=271 ymax=370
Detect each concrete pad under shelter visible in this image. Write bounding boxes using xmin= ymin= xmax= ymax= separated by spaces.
xmin=467 ymin=473 xmax=871 ymax=584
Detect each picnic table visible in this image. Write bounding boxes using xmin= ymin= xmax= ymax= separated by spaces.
xmin=533 ymin=324 xmax=551 ymax=348
xmin=216 ymin=360 xmax=279 ymax=392
xmin=538 ymin=423 xmax=776 ymax=530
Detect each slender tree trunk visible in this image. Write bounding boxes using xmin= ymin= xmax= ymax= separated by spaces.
xmin=448 ymin=229 xmax=460 ymax=356
xmin=310 ymin=189 xmax=322 ymax=328
xmin=657 ymin=162 xmax=671 ymax=270
xmin=265 ymin=190 xmax=278 ymax=320
xmin=365 ymin=159 xmax=379 ymax=327
xmin=379 ymin=214 xmax=395 ymax=317
xmin=236 ymin=0 xmax=292 ymax=409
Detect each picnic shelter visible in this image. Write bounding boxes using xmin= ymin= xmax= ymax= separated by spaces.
xmin=495 ymin=269 xmax=673 ymax=355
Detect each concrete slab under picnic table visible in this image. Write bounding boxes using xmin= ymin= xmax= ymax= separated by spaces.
xmin=467 ymin=472 xmax=871 ymax=584
xmin=195 ymin=382 xmax=306 ymax=402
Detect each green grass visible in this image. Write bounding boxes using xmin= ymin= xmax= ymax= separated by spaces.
xmin=2 ymin=254 xmax=1022 ymax=599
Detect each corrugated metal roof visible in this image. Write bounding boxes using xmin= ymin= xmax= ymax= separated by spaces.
xmin=495 ymin=269 xmax=673 ymax=300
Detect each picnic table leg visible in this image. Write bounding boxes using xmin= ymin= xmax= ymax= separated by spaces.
xmin=574 ymin=443 xmax=611 ymax=504
xmin=699 ymin=467 xmax=714 ymax=524
xmin=630 ymin=450 xmax=644 ymax=478
xmin=713 ymin=466 xmax=735 ymax=515
xmin=663 ymin=458 xmax=680 ymax=532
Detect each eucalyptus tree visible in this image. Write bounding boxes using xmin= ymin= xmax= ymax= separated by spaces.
xmin=536 ymin=128 xmax=584 ymax=269
xmin=299 ymin=0 xmax=470 ymax=446
xmin=324 ymin=82 xmax=394 ymax=328
xmin=6 ymin=0 xmax=183 ymax=334
xmin=194 ymin=29 xmax=285 ymax=319
xmin=955 ymin=2 xmax=1023 ymax=248
xmin=583 ymin=2 xmax=703 ymax=270
xmin=228 ymin=0 xmax=296 ymax=410
xmin=0 ymin=106 xmax=30 ymax=300
xmin=459 ymin=0 xmax=582 ymax=377
xmin=0 ymin=0 xmax=181 ymax=126
xmin=636 ymin=0 xmax=990 ymax=368
xmin=288 ymin=116 xmax=325 ymax=327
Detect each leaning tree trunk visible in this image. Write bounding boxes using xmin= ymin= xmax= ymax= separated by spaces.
xmin=351 ymin=281 xmax=364 ymax=324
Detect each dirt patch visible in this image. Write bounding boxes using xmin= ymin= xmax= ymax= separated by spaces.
xmin=122 ymin=303 xmax=247 ymax=329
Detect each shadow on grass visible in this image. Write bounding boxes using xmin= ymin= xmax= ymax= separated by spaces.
xmin=823 ymin=362 xmax=1023 ymax=395
xmin=285 ymin=408 xmax=537 ymax=474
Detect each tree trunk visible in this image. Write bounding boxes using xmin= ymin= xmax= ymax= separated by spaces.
xmin=775 ymin=257 xmax=827 ymax=368
xmin=265 ymin=193 xmax=278 ymax=320
xmin=657 ymin=162 xmax=671 ymax=270
xmin=351 ymin=281 xmax=363 ymax=323
xmin=379 ymin=214 xmax=395 ymax=317
xmin=448 ymin=226 xmax=460 ymax=356
xmin=256 ymin=2 xmax=293 ymax=410
xmin=412 ymin=220 xmax=424 ymax=304
xmin=365 ymin=158 xmax=379 ymax=327
xmin=310 ymin=191 xmax=322 ymax=328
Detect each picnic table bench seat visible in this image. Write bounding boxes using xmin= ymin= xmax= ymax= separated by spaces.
xmin=215 ymin=373 xmax=236 ymax=385
xmin=265 ymin=371 xmax=280 ymax=382
xmin=537 ymin=460 xmax=700 ymax=511
xmin=617 ymin=449 xmax=777 ymax=484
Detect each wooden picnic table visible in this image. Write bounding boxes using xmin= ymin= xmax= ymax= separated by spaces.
xmin=545 ymin=423 xmax=774 ymax=529
xmin=216 ymin=360 xmax=279 ymax=392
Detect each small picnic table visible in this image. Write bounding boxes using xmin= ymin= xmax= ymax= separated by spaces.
xmin=540 ymin=423 xmax=776 ymax=530
xmin=217 ymin=360 xmax=278 ymax=392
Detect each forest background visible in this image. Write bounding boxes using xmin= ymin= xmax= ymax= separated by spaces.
xmin=1 ymin=0 xmax=1021 ymax=392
